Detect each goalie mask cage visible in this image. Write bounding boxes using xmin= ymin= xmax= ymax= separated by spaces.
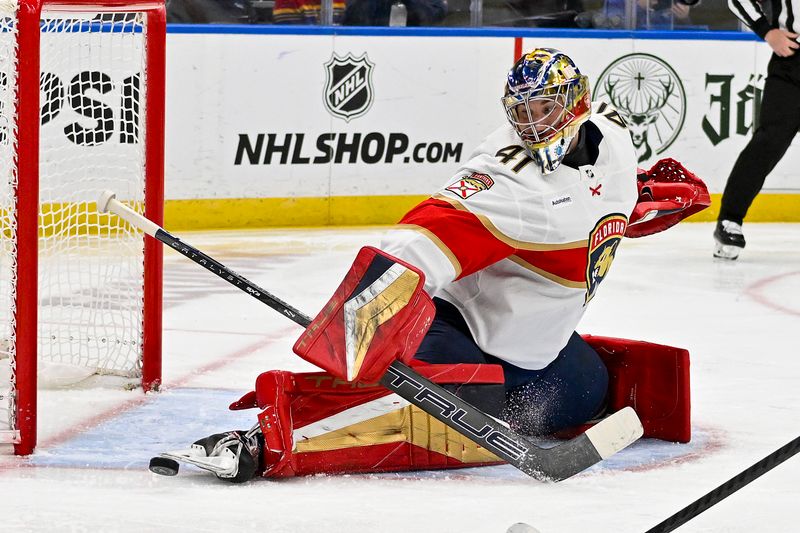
xmin=0 ymin=0 xmax=165 ymax=455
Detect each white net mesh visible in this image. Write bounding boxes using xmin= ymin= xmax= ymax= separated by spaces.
xmin=1 ymin=4 xmax=151 ymax=440
xmin=37 ymin=13 xmax=148 ymax=375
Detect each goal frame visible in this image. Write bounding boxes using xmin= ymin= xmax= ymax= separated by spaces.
xmin=11 ymin=0 xmax=165 ymax=455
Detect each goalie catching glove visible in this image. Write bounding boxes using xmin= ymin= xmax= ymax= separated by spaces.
xmin=293 ymin=247 xmax=435 ymax=383
xmin=625 ymin=158 xmax=711 ymax=238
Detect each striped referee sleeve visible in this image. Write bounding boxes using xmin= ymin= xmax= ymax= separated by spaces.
xmin=729 ymin=0 xmax=774 ymax=38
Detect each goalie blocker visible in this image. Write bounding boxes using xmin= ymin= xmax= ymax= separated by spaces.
xmin=293 ymin=246 xmax=435 ymax=383
xmin=222 ymin=333 xmax=689 ymax=479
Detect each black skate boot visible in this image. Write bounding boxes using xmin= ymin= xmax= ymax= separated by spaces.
xmin=191 ymin=427 xmax=264 ymax=483
xmin=713 ymin=220 xmax=745 ymax=260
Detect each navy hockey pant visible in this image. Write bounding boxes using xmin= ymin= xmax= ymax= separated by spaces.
xmin=414 ymin=297 xmax=608 ymax=436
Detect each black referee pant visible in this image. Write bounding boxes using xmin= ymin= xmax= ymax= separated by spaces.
xmin=719 ymin=52 xmax=800 ymax=224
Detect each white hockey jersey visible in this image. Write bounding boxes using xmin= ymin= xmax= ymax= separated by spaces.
xmin=381 ymin=104 xmax=638 ymax=370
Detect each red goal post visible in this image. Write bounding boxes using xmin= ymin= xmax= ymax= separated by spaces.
xmin=1 ymin=0 xmax=165 ymax=455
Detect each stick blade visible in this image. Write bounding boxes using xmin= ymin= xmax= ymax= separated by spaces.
xmin=523 ymin=406 xmax=643 ymax=482
xmin=585 ymin=406 xmax=644 ymax=459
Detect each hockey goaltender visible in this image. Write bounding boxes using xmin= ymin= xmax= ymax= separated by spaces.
xmin=152 ymin=47 xmax=710 ymax=482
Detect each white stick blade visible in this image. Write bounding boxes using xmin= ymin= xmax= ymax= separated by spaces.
xmin=585 ymin=406 xmax=644 ymax=459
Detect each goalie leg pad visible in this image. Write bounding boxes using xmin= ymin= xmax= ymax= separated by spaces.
xmin=580 ymin=334 xmax=691 ymax=443
xmin=250 ymin=364 xmax=506 ymax=478
xmin=293 ymin=246 xmax=436 ymax=383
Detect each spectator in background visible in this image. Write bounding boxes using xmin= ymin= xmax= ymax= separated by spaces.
xmin=499 ymin=0 xmax=584 ymax=28
xmin=584 ymin=0 xmax=699 ymax=29
xmin=343 ymin=0 xmax=448 ymax=26
xmin=166 ymin=0 xmax=256 ymax=23
xmin=713 ymin=0 xmax=800 ymax=259
xmin=272 ymin=0 xmax=345 ymax=24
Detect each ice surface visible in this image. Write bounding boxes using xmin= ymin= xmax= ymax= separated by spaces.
xmin=1 ymin=223 xmax=798 ymax=533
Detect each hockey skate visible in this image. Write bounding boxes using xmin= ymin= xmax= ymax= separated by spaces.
xmin=713 ymin=220 xmax=745 ymax=260
xmin=150 ymin=426 xmax=263 ymax=483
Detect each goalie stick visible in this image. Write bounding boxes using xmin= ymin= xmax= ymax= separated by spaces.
xmin=98 ymin=190 xmax=643 ymax=481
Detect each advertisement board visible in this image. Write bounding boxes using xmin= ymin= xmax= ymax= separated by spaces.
xmin=162 ymin=31 xmax=800 ymax=225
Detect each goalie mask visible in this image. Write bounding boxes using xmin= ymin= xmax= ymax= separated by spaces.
xmin=502 ymin=48 xmax=591 ymax=175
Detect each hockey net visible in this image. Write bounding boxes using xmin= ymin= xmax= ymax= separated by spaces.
xmin=0 ymin=0 xmax=165 ymax=455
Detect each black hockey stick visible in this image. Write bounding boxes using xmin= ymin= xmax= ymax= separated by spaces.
xmin=99 ymin=191 xmax=643 ymax=481
xmin=645 ymin=435 xmax=800 ymax=532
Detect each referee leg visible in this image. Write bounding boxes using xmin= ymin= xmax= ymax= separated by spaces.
xmin=719 ymin=54 xmax=800 ymax=223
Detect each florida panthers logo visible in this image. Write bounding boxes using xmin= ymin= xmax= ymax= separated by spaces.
xmin=323 ymin=53 xmax=375 ymax=122
xmin=445 ymin=172 xmax=495 ymax=199
xmin=585 ymin=214 xmax=627 ymax=304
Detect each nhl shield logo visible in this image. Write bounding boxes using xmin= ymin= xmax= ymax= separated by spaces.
xmin=323 ymin=53 xmax=375 ymax=122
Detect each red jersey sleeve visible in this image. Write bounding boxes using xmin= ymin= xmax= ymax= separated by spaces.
xmin=398 ymin=198 xmax=516 ymax=279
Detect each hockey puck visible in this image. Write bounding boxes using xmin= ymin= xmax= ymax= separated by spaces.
xmin=506 ymin=523 xmax=541 ymax=533
xmin=149 ymin=456 xmax=180 ymax=476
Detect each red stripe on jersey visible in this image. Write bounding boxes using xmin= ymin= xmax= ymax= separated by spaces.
xmin=399 ymin=198 xmax=514 ymax=279
xmin=514 ymin=247 xmax=588 ymax=284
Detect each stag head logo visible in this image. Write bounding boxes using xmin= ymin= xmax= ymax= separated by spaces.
xmin=595 ymin=54 xmax=686 ymax=164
